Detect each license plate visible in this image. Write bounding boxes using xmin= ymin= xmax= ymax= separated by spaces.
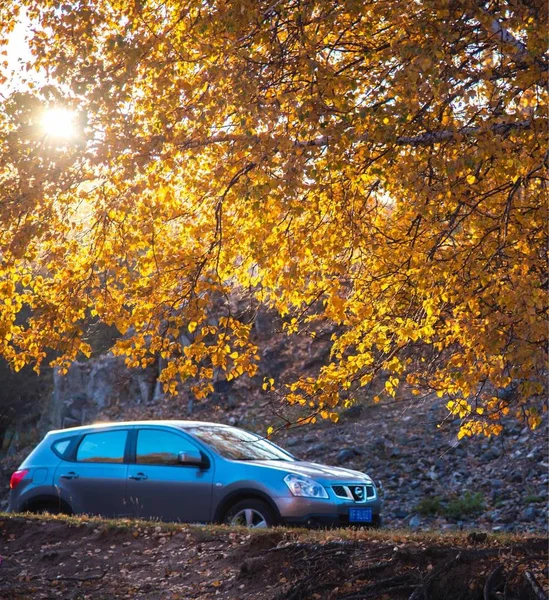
xmin=349 ymin=508 xmax=373 ymax=523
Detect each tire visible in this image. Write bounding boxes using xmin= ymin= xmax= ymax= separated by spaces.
xmin=224 ymin=499 xmax=277 ymax=528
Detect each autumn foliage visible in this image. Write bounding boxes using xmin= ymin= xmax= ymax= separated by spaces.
xmin=0 ymin=0 xmax=547 ymax=436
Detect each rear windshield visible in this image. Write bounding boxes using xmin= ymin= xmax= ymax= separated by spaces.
xmin=186 ymin=426 xmax=294 ymax=461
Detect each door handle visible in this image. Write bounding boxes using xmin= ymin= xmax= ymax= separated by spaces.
xmin=60 ymin=472 xmax=79 ymax=480
xmin=129 ymin=473 xmax=148 ymax=481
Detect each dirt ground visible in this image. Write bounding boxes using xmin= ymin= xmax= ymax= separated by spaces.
xmin=0 ymin=515 xmax=547 ymax=600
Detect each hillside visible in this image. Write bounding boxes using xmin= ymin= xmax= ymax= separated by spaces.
xmin=0 ymin=515 xmax=547 ymax=600
xmin=1 ymin=309 xmax=547 ymax=534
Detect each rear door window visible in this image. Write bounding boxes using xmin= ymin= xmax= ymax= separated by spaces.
xmin=76 ymin=430 xmax=128 ymax=463
xmin=136 ymin=429 xmax=198 ymax=465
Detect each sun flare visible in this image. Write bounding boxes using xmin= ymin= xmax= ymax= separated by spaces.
xmin=41 ymin=108 xmax=78 ymax=139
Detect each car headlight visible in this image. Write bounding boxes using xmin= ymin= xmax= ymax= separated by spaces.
xmin=284 ymin=474 xmax=329 ymax=499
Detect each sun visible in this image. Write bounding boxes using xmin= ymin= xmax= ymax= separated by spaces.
xmin=41 ymin=107 xmax=78 ymax=139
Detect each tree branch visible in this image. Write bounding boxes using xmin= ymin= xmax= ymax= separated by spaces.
xmin=482 ymin=12 xmax=528 ymax=61
xmin=394 ymin=120 xmax=532 ymax=146
xmin=179 ymin=120 xmax=532 ymax=153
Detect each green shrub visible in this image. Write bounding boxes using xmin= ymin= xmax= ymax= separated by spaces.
xmin=444 ymin=492 xmax=485 ymax=519
xmin=524 ymin=495 xmax=545 ymax=504
xmin=415 ymin=496 xmax=443 ymax=516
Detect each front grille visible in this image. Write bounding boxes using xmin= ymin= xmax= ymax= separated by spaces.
xmin=332 ymin=484 xmax=376 ymax=502
xmin=350 ymin=485 xmax=365 ymax=501
xmin=332 ymin=485 xmax=348 ymax=498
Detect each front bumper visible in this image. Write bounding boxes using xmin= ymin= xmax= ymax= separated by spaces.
xmin=283 ymin=512 xmax=382 ymax=528
xmin=273 ymin=494 xmax=382 ymax=528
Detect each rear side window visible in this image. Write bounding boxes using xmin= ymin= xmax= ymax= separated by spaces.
xmin=136 ymin=429 xmax=197 ymax=465
xmin=52 ymin=438 xmax=74 ymax=458
xmin=76 ymin=430 xmax=128 ymax=463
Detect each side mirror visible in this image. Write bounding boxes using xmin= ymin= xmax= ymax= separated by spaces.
xmin=178 ymin=450 xmax=207 ymax=468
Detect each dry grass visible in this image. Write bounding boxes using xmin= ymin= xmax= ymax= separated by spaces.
xmin=1 ymin=511 xmax=533 ymax=546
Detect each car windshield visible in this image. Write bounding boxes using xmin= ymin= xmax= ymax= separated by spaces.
xmin=186 ymin=426 xmax=294 ymax=461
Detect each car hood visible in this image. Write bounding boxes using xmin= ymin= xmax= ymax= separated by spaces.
xmin=232 ymin=459 xmax=373 ymax=483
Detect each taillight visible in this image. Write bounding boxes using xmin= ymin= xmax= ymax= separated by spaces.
xmin=10 ymin=469 xmax=29 ymax=489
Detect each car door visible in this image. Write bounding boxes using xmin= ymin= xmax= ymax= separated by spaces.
xmin=54 ymin=428 xmax=130 ymax=517
xmin=126 ymin=427 xmax=214 ymax=522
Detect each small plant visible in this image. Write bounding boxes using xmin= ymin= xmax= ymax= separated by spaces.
xmin=524 ymin=495 xmax=545 ymax=504
xmin=444 ymin=492 xmax=485 ymax=519
xmin=415 ymin=496 xmax=443 ymax=516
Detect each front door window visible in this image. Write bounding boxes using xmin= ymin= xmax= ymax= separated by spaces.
xmin=136 ymin=429 xmax=197 ymax=465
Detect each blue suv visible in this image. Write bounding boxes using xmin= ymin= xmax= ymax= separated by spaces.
xmin=9 ymin=420 xmax=381 ymax=528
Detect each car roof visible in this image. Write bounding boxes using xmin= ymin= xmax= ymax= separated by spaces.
xmin=47 ymin=420 xmax=234 ymax=437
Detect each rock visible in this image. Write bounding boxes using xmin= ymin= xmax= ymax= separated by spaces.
xmin=520 ymin=507 xmax=538 ymax=522
xmin=409 ymin=515 xmax=421 ymax=528
xmin=341 ymin=404 xmax=363 ymax=420
xmin=394 ymin=509 xmax=408 ymax=519
xmin=481 ymin=447 xmax=501 ymax=461
xmin=61 ymin=416 xmax=81 ymax=429
xmin=284 ymin=438 xmax=300 ymax=447
xmin=500 ymin=511 xmax=516 ymax=524
xmin=309 ymin=443 xmax=329 ymax=454
xmin=527 ymin=447 xmax=546 ymax=461
xmin=426 ymin=468 xmax=438 ymax=481
xmin=226 ymin=394 xmax=239 ymax=409
xmin=336 ymin=448 xmax=357 ymax=463
xmin=259 ymin=347 xmax=289 ymax=378
xmin=253 ymin=306 xmax=281 ymax=337
xmin=509 ymin=471 xmax=523 ymax=483
xmin=372 ymin=437 xmax=393 ymax=454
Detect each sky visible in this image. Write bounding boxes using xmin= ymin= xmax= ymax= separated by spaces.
xmin=3 ymin=10 xmax=36 ymax=93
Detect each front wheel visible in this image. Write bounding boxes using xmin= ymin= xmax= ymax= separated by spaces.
xmin=224 ymin=499 xmax=276 ymax=528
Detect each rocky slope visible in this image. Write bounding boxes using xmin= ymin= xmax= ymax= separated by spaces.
xmin=1 ymin=309 xmax=547 ymax=533
xmin=274 ymin=397 xmax=548 ymax=533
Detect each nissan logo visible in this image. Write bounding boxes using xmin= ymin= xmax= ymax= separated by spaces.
xmin=354 ymin=486 xmax=364 ymax=498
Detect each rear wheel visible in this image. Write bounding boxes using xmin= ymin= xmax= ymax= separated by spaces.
xmin=224 ymin=499 xmax=276 ymax=528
